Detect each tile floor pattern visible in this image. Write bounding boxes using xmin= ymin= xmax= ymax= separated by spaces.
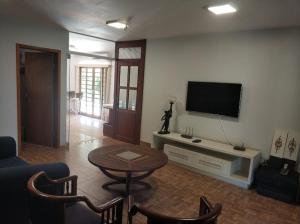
xmin=68 ymin=114 xmax=104 ymax=146
xmin=20 ymin=116 xmax=300 ymax=224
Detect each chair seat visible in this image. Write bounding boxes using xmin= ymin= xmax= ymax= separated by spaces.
xmin=0 ymin=156 xmax=28 ymax=168
xmin=66 ymin=202 xmax=102 ymax=224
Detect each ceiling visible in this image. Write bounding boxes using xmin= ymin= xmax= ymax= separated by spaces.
xmin=69 ymin=33 xmax=115 ymax=57
xmin=1 ymin=0 xmax=300 ymax=41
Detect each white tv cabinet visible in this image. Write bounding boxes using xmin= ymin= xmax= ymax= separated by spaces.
xmin=152 ymin=132 xmax=261 ymax=188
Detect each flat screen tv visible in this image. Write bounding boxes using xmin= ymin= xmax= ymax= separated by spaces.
xmin=186 ymin=82 xmax=242 ymax=117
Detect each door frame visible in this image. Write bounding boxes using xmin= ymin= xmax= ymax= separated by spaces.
xmin=16 ymin=43 xmax=61 ymax=152
xmin=113 ymin=40 xmax=146 ymax=144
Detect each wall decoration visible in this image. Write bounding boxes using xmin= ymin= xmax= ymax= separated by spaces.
xmin=283 ymin=131 xmax=300 ymax=161
xmin=270 ymin=129 xmax=288 ymax=158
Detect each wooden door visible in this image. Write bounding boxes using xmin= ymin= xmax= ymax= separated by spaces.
xmin=114 ymin=40 xmax=146 ymax=144
xmin=24 ymin=52 xmax=56 ymax=147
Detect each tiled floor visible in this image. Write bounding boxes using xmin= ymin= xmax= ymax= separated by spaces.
xmin=20 ymin=115 xmax=300 ymax=224
xmin=68 ymin=114 xmax=104 ymax=146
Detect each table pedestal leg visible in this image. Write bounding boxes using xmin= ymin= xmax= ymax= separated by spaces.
xmin=99 ymin=168 xmax=154 ymax=196
xmin=126 ymin=172 xmax=132 ymax=196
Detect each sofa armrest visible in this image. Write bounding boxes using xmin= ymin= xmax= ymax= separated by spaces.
xmin=0 ymin=136 xmax=17 ymax=159
xmin=0 ymin=162 xmax=70 ymax=189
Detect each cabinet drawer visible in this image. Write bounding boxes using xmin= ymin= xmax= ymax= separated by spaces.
xmin=164 ymin=144 xmax=193 ymax=166
xmin=193 ymin=153 xmax=231 ymax=176
xmin=164 ymin=144 xmax=235 ymax=177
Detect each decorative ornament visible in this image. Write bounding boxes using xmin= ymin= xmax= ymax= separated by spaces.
xmin=158 ymin=101 xmax=174 ymax=135
xmin=275 ymin=136 xmax=283 ymax=153
xmin=288 ymin=138 xmax=297 ymax=157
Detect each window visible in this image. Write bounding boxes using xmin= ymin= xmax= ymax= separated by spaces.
xmin=80 ymin=67 xmax=107 ymax=118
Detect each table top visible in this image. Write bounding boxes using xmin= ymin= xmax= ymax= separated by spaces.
xmin=88 ymin=144 xmax=168 ymax=172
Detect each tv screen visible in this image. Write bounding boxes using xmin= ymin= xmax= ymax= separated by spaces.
xmin=186 ymin=82 xmax=242 ymax=117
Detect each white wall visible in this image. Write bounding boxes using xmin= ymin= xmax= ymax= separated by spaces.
xmin=0 ymin=17 xmax=69 ymax=146
xmin=142 ymin=28 xmax=300 ymax=158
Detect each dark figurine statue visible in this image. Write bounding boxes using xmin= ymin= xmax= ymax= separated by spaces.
xmin=158 ymin=102 xmax=174 ymax=134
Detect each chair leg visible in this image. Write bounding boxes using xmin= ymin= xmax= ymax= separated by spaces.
xmin=116 ymin=202 xmax=123 ymax=224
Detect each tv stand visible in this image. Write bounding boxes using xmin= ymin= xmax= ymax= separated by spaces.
xmin=152 ymin=132 xmax=261 ymax=188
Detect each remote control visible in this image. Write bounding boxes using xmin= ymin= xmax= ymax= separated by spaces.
xmin=192 ymin=139 xmax=201 ymax=143
xmin=233 ymin=145 xmax=246 ymax=151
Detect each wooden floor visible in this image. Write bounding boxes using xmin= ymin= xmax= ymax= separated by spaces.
xmin=20 ymin=115 xmax=300 ymax=224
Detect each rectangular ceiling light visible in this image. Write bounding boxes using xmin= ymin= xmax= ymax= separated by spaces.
xmin=106 ymin=20 xmax=128 ymax=30
xmin=207 ymin=4 xmax=237 ymax=15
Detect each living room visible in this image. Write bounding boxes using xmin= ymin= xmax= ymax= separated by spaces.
xmin=0 ymin=1 xmax=300 ymax=224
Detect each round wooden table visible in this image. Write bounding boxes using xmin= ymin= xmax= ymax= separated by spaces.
xmin=88 ymin=144 xmax=168 ymax=196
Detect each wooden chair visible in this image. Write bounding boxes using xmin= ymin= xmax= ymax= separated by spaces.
xmin=128 ymin=196 xmax=222 ymax=224
xmin=27 ymin=171 xmax=124 ymax=224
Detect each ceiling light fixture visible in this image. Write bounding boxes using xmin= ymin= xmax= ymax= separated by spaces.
xmin=207 ymin=4 xmax=237 ymax=15
xmin=106 ymin=20 xmax=128 ymax=30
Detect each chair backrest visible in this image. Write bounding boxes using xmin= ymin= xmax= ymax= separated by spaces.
xmin=27 ymin=171 xmax=78 ymax=224
xmin=68 ymin=91 xmax=75 ymax=98
xmin=76 ymin=92 xmax=83 ymax=99
xmin=28 ymin=171 xmax=124 ymax=224
xmin=129 ymin=196 xmax=222 ymax=224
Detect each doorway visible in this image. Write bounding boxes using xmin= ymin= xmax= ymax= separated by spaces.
xmin=67 ymin=54 xmax=115 ymax=146
xmin=16 ymin=44 xmax=61 ymax=150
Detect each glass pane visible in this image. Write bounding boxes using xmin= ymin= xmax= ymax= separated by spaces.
xmin=119 ymin=89 xmax=127 ymax=109
xmin=80 ymin=104 xmax=86 ymax=113
xmin=94 ymin=109 xmax=100 ymax=116
xmin=119 ymin=47 xmax=142 ymax=59
xmin=95 ymin=83 xmax=101 ymax=89
xmin=130 ymin=66 xmax=138 ymax=88
xmin=120 ymin=66 xmax=128 ymax=87
xmin=128 ymin=90 xmax=137 ymax=111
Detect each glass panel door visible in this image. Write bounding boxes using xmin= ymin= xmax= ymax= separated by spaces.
xmin=80 ymin=67 xmax=103 ymax=118
xmin=114 ymin=40 xmax=146 ymax=144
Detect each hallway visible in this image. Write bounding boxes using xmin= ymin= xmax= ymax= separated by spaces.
xmin=69 ymin=114 xmax=105 ymax=146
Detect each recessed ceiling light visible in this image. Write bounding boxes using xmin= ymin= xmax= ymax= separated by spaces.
xmin=106 ymin=20 xmax=128 ymax=30
xmin=207 ymin=4 xmax=237 ymax=15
